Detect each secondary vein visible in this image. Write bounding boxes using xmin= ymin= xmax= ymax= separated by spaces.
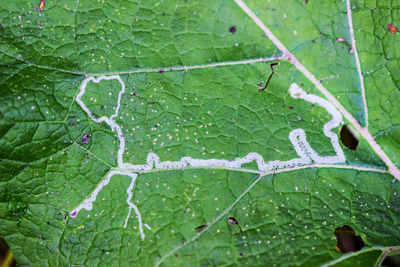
xmin=346 ymin=0 xmax=368 ymax=128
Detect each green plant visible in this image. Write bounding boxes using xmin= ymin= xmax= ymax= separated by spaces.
xmin=1 ymin=0 xmax=399 ymax=266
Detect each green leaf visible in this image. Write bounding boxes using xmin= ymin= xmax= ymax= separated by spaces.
xmin=1 ymin=0 xmax=399 ymax=266
xmin=322 ymin=246 xmax=400 ymax=267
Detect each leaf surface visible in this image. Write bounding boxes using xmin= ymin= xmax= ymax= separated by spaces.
xmin=0 ymin=0 xmax=399 ymax=266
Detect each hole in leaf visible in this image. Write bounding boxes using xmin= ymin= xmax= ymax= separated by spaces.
xmin=340 ymin=125 xmax=359 ymax=150
xmin=334 ymin=225 xmax=365 ymax=253
xmin=228 ymin=216 xmax=243 ymax=234
xmin=382 ymin=254 xmax=400 ymax=267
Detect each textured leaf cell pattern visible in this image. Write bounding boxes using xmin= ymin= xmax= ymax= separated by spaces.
xmin=0 ymin=0 xmax=400 ymax=266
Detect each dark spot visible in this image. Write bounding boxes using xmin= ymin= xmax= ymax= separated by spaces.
xmin=102 ymin=249 xmax=105 ymax=253
xmin=194 ymin=224 xmax=208 ymax=232
xmin=289 ymin=106 xmax=294 ymax=109
xmin=340 ymin=125 xmax=359 ymax=150
xmin=100 ymin=105 xmax=104 ymax=110
xmin=229 ymin=26 xmax=236 ymax=33
xmin=174 ymin=254 xmax=179 ymax=258
xmin=162 ymin=12 xmax=165 ymax=15
xmin=158 ymin=70 xmax=165 ymax=74
xmin=228 ymin=217 xmax=239 ymax=226
xmin=39 ymin=235 xmax=45 ymax=241
xmin=47 ymin=222 xmax=50 ymax=225
xmin=82 ymin=133 xmax=90 ymax=145
xmin=239 ymin=253 xmax=244 ymax=257
xmin=311 ymin=39 xmax=315 ymax=43
xmin=70 ymin=211 xmax=77 ymax=217
xmin=334 ymin=225 xmax=365 ymax=253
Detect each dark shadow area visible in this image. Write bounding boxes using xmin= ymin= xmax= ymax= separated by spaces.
xmin=382 ymin=254 xmax=400 ymax=267
xmin=334 ymin=225 xmax=365 ymax=253
xmin=340 ymin=125 xmax=359 ymax=150
xmin=0 ymin=236 xmax=16 ymax=266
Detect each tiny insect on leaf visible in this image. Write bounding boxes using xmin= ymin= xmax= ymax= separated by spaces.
xmin=387 ymin=24 xmax=398 ymax=34
xmin=39 ymin=0 xmax=45 ymax=10
xmin=82 ymin=133 xmax=90 ymax=144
